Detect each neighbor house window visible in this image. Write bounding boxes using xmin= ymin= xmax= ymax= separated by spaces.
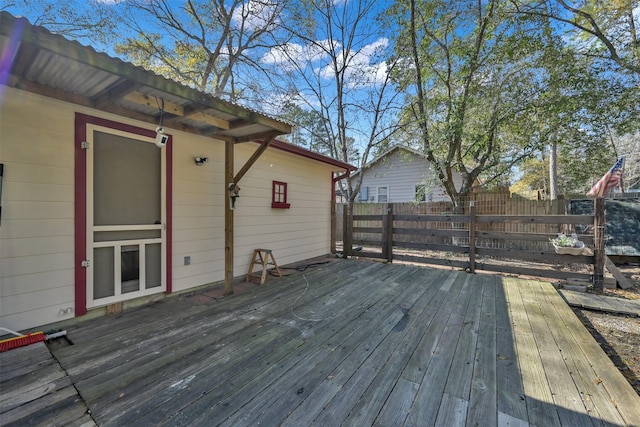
xmin=377 ymin=186 xmax=389 ymax=203
xmin=415 ymin=185 xmax=432 ymax=202
xmin=272 ymin=180 xmax=291 ymax=208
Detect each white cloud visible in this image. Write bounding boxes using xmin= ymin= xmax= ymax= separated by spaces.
xmin=263 ymin=37 xmax=389 ymax=87
xmin=318 ymin=38 xmax=390 ymax=88
xmin=231 ymin=0 xmax=280 ymax=32
xmin=261 ymin=40 xmax=337 ymax=71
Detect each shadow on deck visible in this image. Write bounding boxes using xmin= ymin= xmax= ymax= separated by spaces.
xmin=2 ymin=259 xmax=640 ymax=426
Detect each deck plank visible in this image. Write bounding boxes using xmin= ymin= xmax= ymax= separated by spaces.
xmin=403 ymin=273 xmax=472 ymax=426
xmin=466 ymin=274 xmax=498 ymax=426
xmin=443 ymin=274 xmax=485 ymax=402
xmin=292 ymin=269 xmax=446 ymax=426
xmin=104 ymin=263 xmax=408 ymax=426
xmin=0 ymin=343 xmax=95 ymax=427
xmin=318 ymin=270 xmax=449 ymax=426
xmin=504 ymin=277 xmax=561 ymax=427
xmin=434 ymin=393 xmax=469 ymax=427
xmin=535 ymin=282 xmax=626 ymax=425
xmin=13 ymin=259 xmax=635 ymax=427
xmin=537 ymin=280 xmax=640 ymax=426
xmin=495 ymin=276 xmax=528 ymax=423
xmin=214 ymin=267 xmax=415 ymax=426
xmin=519 ymin=280 xmax=596 ymax=427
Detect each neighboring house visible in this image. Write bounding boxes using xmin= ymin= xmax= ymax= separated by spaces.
xmin=350 ymin=145 xmax=462 ymax=203
xmin=0 ymin=13 xmax=355 ymax=331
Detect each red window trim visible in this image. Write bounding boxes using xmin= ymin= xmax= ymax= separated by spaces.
xmin=271 ymin=180 xmax=291 ymax=209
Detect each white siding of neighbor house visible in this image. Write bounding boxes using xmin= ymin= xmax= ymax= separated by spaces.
xmin=0 ymin=87 xmax=338 ymax=331
xmin=354 ymin=149 xmax=461 ymax=203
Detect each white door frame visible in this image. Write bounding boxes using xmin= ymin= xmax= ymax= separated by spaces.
xmin=85 ymin=124 xmax=167 ymax=308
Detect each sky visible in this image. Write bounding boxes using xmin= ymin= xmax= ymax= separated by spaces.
xmin=3 ymin=0 xmax=638 ymax=182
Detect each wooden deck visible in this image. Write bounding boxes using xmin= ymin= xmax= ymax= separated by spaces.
xmin=559 ymin=289 xmax=640 ymax=317
xmin=0 ymin=342 xmax=95 ymax=426
xmin=4 ymin=259 xmax=640 ymax=426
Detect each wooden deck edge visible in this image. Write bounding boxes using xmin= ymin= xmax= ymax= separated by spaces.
xmin=558 ymin=290 xmax=639 ymax=318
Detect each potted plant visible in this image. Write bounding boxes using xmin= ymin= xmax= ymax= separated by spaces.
xmin=550 ymin=233 xmax=585 ymax=255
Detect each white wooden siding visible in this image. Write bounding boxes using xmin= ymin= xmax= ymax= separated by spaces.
xmin=0 ymin=88 xmax=340 ymax=330
xmin=170 ymin=136 xmax=335 ymax=293
xmin=1 ymin=88 xmax=339 ymax=331
xmin=0 ymin=88 xmax=76 ymax=331
xmin=355 ymin=149 xmax=462 ymax=202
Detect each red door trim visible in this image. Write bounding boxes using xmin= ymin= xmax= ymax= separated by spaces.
xmin=74 ymin=113 xmax=173 ymax=316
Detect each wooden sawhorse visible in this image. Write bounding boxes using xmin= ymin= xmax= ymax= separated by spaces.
xmin=246 ymin=249 xmax=282 ymax=285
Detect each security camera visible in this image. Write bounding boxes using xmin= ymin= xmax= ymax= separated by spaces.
xmin=155 ymin=126 xmax=169 ymax=148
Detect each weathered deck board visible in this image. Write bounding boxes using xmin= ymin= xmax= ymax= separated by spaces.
xmin=539 ymin=280 xmax=640 ymax=426
xmin=519 ymin=280 xmax=596 ymax=427
xmin=4 ymin=259 xmax=639 ymax=426
xmin=0 ymin=342 xmax=95 ymax=427
xmin=495 ymin=275 xmax=529 ymax=423
xmin=559 ymin=289 xmax=640 ymax=317
xmin=503 ymin=277 xmax=562 ymax=427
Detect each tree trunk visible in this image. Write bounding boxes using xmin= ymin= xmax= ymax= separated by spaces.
xmin=549 ymin=140 xmax=558 ymax=200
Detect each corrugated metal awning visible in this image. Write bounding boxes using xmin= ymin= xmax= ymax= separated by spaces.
xmin=0 ymin=12 xmax=291 ymax=142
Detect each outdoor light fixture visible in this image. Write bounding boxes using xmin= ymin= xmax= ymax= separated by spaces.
xmin=195 ymin=157 xmax=209 ymax=166
xmin=228 ymin=183 xmax=241 ymax=210
xmin=155 ymin=126 xmax=168 ymax=148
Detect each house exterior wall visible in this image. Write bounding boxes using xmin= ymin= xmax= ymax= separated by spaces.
xmin=0 ymin=88 xmax=77 ymax=331
xmin=354 ymin=149 xmax=461 ymax=203
xmin=0 ymin=87 xmax=336 ymax=331
xmin=170 ymin=131 xmax=334 ymax=293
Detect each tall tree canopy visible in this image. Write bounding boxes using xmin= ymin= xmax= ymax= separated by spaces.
xmin=4 ymin=0 xmax=638 ymax=199
xmin=511 ymin=0 xmax=639 ymax=75
xmin=387 ymin=0 xmax=549 ymax=207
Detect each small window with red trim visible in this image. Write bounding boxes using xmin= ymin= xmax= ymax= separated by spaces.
xmin=272 ymin=180 xmax=291 ymax=209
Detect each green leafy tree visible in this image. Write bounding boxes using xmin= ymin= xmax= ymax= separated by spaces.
xmin=388 ymin=0 xmax=548 ymax=209
xmin=511 ymin=0 xmax=639 ymax=75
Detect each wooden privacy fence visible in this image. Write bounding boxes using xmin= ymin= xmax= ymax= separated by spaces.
xmin=341 ymin=198 xmax=607 ymax=288
xmin=336 ymin=194 xmax=569 ymax=251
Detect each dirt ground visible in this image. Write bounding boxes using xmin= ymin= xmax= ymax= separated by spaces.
xmin=575 ymin=263 xmax=640 ymax=396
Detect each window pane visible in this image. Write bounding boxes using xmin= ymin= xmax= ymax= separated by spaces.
xmin=378 ymin=186 xmax=388 ymax=202
xmin=415 ymin=185 xmax=426 ymax=202
xmin=145 ymin=243 xmax=162 ymax=289
xmin=121 ymin=245 xmax=140 ymax=294
xmin=94 ymin=247 xmax=114 ymax=299
xmin=273 ymin=181 xmax=287 ymax=204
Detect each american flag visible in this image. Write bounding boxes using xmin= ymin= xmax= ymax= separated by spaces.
xmin=587 ymin=157 xmax=625 ymax=197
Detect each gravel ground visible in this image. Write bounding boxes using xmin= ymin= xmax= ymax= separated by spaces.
xmin=574 ymin=309 xmax=640 ymax=396
xmin=574 ymin=264 xmax=640 ymax=397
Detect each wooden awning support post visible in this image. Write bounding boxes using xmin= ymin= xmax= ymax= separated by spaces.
xmin=224 ymin=134 xmax=278 ymax=295
xmin=224 ymin=139 xmax=235 ymax=294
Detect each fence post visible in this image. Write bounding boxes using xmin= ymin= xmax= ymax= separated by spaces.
xmin=593 ymin=197 xmax=605 ymax=291
xmin=331 ymin=201 xmax=337 ymax=254
xmin=383 ymin=203 xmax=394 ymax=263
xmin=343 ymin=203 xmax=352 ymax=258
xmin=469 ymin=201 xmax=476 ymax=273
